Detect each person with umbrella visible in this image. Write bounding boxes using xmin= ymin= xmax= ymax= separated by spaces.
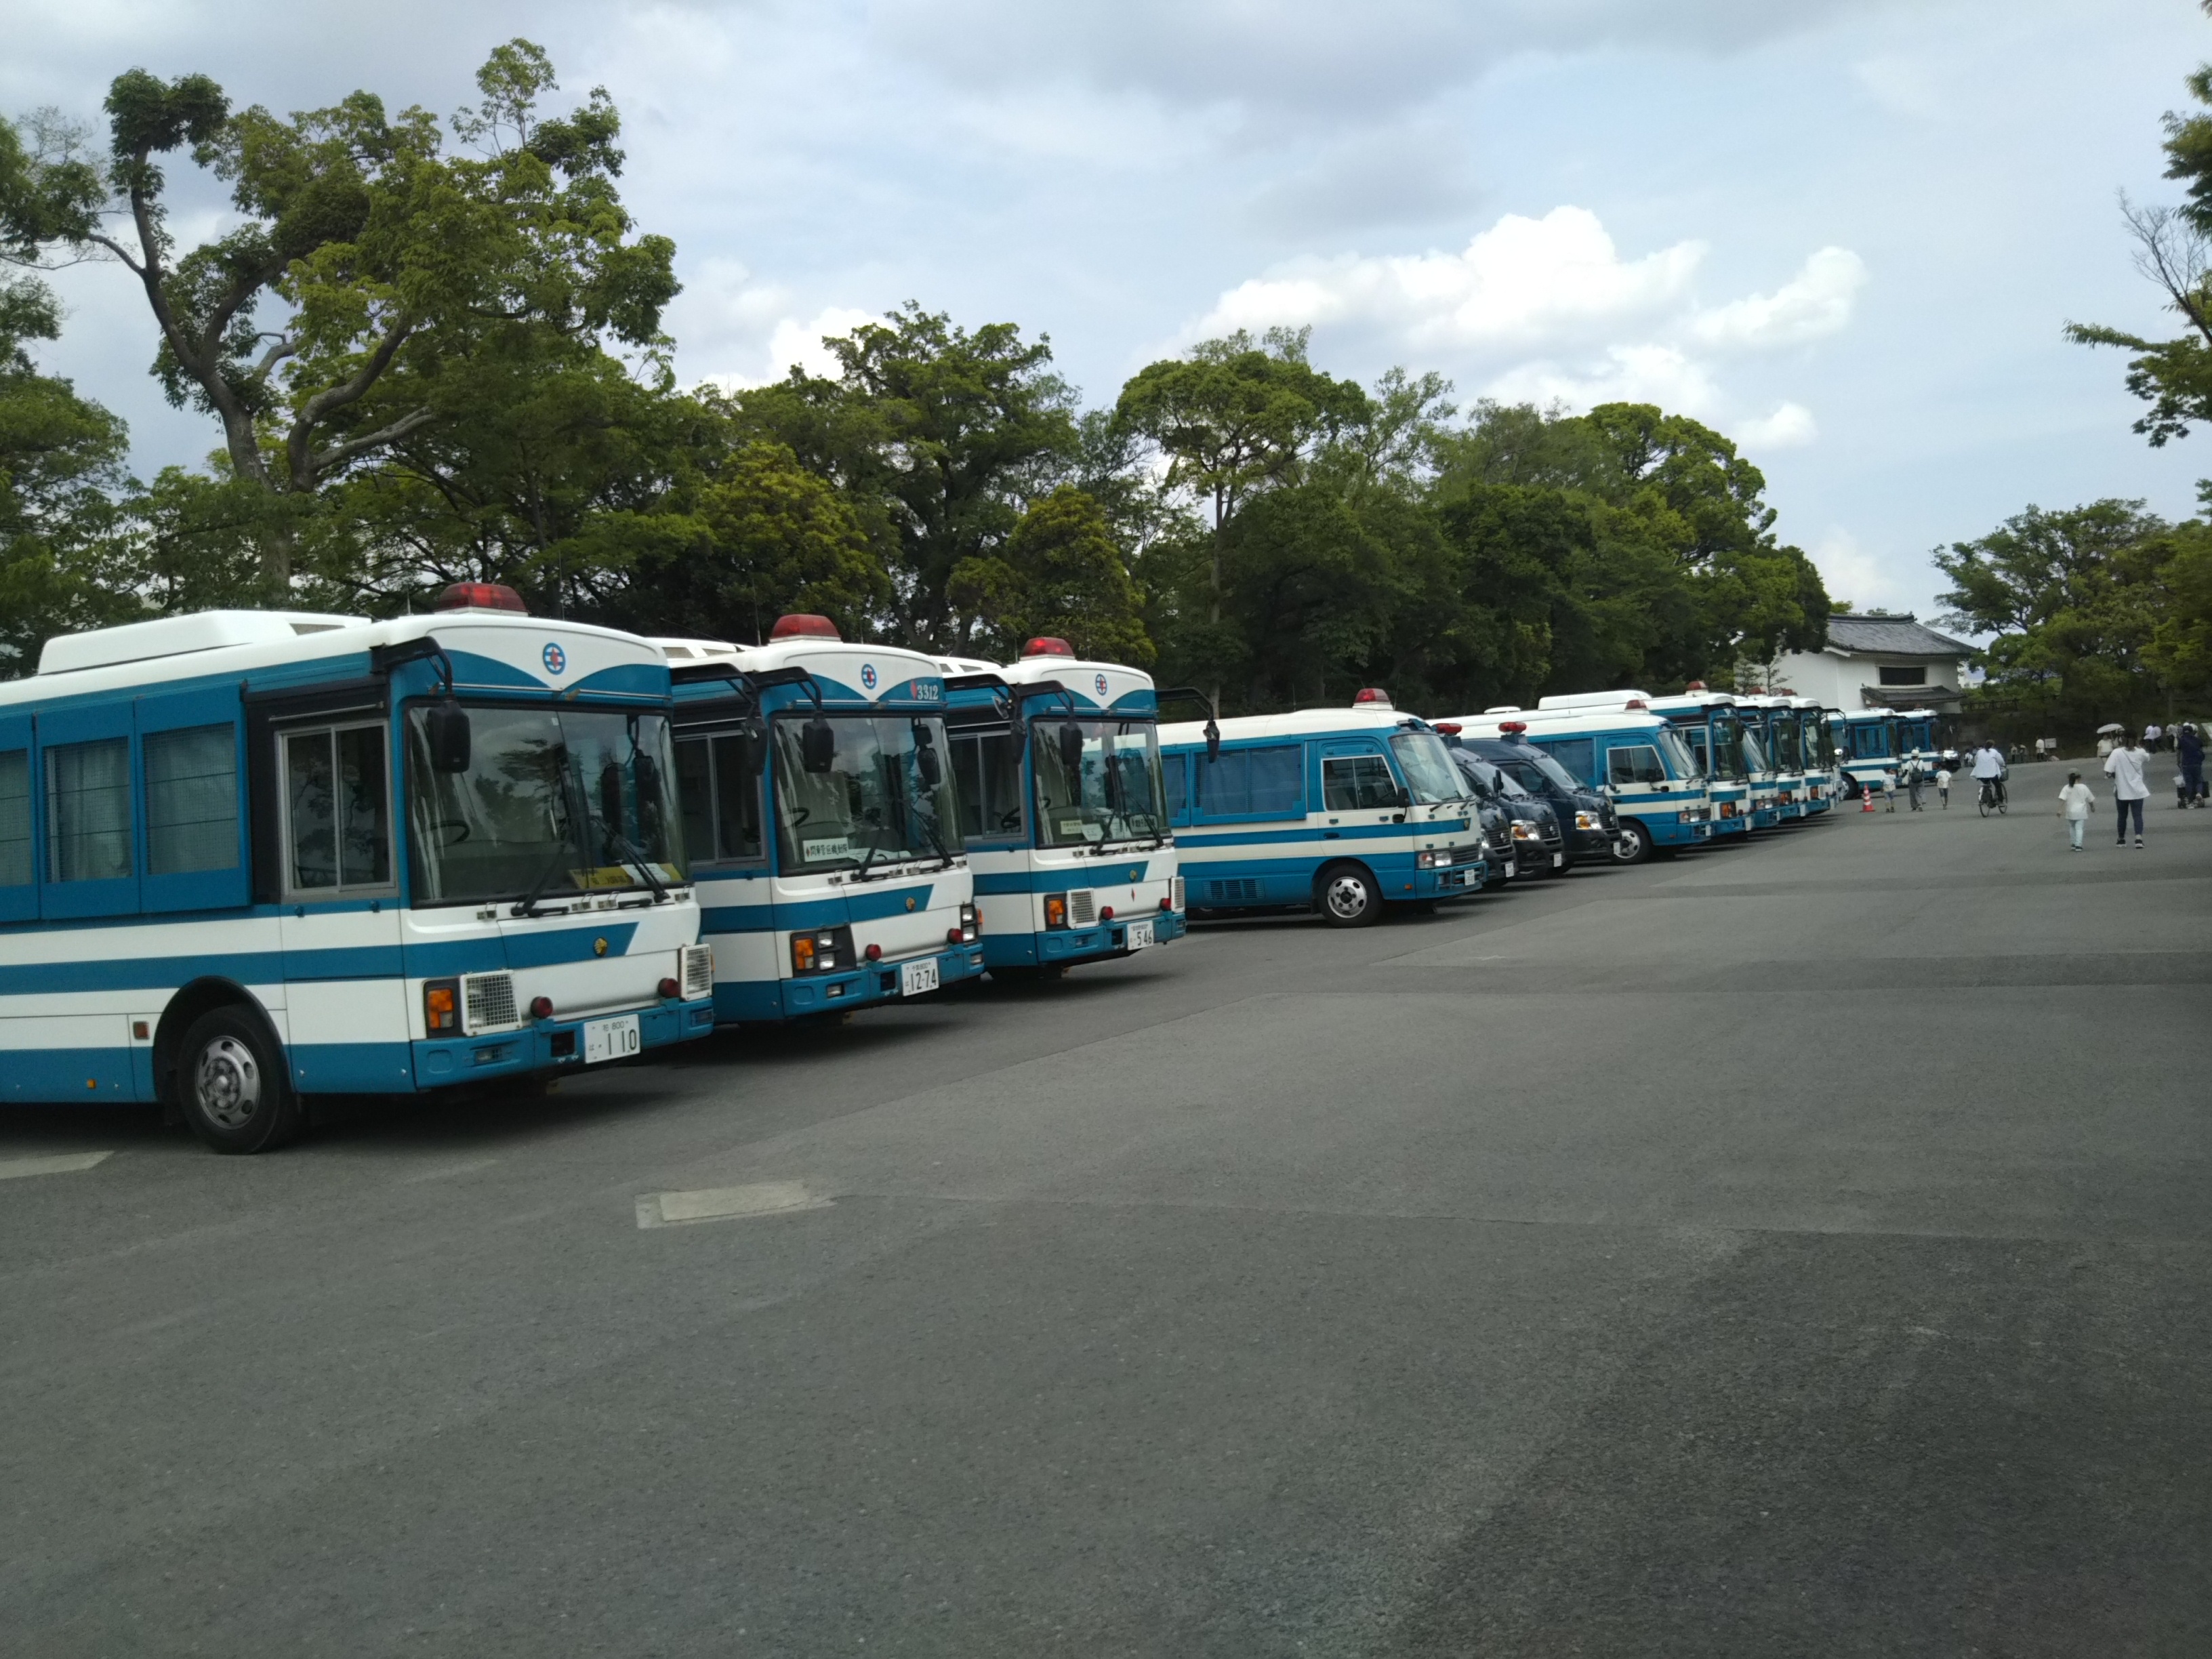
xmin=2104 ymin=730 xmax=2150 ymax=847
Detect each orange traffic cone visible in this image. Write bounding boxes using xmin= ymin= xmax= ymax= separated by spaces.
xmin=1860 ymin=785 xmax=1875 ymax=813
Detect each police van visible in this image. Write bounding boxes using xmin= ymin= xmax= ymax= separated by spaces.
xmin=1450 ymin=700 xmax=1713 ymax=863
xmin=940 ymin=638 xmax=1185 ymax=979
xmin=1158 ymin=693 xmax=1486 ymax=926
xmin=1639 ymin=690 xmax=1757 ymax=835
xmin=658 ymin=618 xmax=982 ymax=1023
xmin=0 ymin=588 xmax=714 ymax=1151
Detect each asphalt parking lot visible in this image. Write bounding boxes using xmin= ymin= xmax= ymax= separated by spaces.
xmin=4 ymin=760 xmax=2208 ymax=1656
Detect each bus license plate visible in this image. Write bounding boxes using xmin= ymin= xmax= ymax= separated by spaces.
xmin=899 ymin=958 xmax=940 ymax=996
xmin=1126 ymin=918 xmax=1155 ymax=949
xmin=583 ymin=1014 xmax=640 ymax=1065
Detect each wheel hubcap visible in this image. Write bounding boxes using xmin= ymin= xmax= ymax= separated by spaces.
xmin=194 ymin=1036 xmax=261 ymax=1130
xmin=1324 ymin=876 xmax=1369 ymax=920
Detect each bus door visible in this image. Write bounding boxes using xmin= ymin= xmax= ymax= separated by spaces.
xmin=270 ymin=706 xmax=409 ymax=1092
xmin=1317 ymin=739 xmax=1405 ymax=840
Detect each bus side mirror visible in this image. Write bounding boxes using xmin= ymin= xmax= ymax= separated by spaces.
xmin=426 ymin=703 xmax=471 ymax=773
xmin=1394 ymin=784 xmax=1412 ymax=811
xmin=737 ymin=718 xmax=767 ymax=778
xmin=802 ymin=714 xmax=836 ymax=773
xmin=1203 ymin=717 xmax=1221 ymax=764
xmin=1058 ymin=722 xmax=1085 ymax=775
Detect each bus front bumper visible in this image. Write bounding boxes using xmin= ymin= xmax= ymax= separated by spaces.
xmin=724 ymin=944 xmax=988 ymax=1023
xmin=985 ymin=908 xmax=1188 ymax=968
xmin=414 ymin=994 xmax=715 ymax=1085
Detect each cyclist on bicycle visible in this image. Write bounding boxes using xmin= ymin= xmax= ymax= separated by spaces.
xmin=1971 ymin=741 xmax=2008 ymax=810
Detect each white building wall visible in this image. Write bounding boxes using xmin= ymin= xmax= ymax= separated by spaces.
xmin=1768 ymin=647 xmax=1963 ymax=708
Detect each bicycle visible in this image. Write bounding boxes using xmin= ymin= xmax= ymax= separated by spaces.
xmin=1978 ymin=775 xmax=2008 ymax=817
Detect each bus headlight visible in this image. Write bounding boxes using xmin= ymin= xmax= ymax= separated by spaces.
xmin=791 ymin=930 xmax=841 ymax=973
xmin=953 ymin=903 xmax=979 ymax=944
xmin=1416 ymin=848 xmax=1452 ymax=869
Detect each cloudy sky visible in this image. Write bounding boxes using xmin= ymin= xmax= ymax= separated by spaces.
xmin=8 ymin=0 xmax=2210 ymax=617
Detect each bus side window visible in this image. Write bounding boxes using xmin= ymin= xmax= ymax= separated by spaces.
xmin=282 ymin=723 xmax=393 ymax=897
xmin=675 ymin=733 xmax=767 ymax=865
xmin=145 ymin=726 xmax=239 ymax=877
xmin=47 ymin=739 xmax=134 ymax=883
xmin=0 ymin=743 xmax=31 ymax=921
xmin=1607 ymin=744 xmax=1665 ymax=785
xmin=949 ymin=729 xmax=1023 ymax=840
xmin=1544 ymin=737 xmax=1596 ymax=787
xmin=1162 ymin=754 xmax=1189 ymax=825
xmin=1197 ymin=744 xmax=1303 ymax=820
xmin=1322 ymin=754 xmax=1397 ymax=811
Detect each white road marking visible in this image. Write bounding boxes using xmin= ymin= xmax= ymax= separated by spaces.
xmin=0 ymin=1151 xmax=114 ymax=1182
xmin=400 ymin=1157 xmax=502 ymax=1183
xmin=635 ymin=1181 xmax=830 ymax=1229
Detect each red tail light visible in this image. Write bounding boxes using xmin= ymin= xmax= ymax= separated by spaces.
xmin=1158 ymin=897 xmax=1171 ymax=911
xmin=1100 ymin=905 xmax=1115 ymax=922
xmin=434 ymin=581 xmax=527 ymax=613
xmin=657 ymin=977 xmax=680 ymax=999
xmin=529 ymin=996 xmax=554 ymax=1019
xmin=769 ymin=613 xmax=840 ymax=640
xmin=865 ymin=943 xmax=883 ymax=962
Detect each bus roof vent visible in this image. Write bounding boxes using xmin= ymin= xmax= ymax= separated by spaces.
xmin=37 ymin=610 xmax=370 ymax=676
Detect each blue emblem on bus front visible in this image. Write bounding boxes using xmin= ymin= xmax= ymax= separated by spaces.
xmin=861 ymin=662 xmax=878 ymax=690
xmin=1095 ymin=673 xmax=1109 ymax=697
xmin=542 ymin=642 xmax=567 ymax=676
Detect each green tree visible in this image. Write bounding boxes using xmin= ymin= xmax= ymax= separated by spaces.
xmin=949 ymin=485 xmax=1150 ymax=663
xmin=23 ymin=41 xmax=676 ymax=586
xmin=1934 ymin=500 xmax=2171 ymax=739
xmin=1115 ymin=327 xmax=1370 ymax=703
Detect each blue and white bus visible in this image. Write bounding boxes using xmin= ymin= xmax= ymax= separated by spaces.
xmin=0 ymin=590 xmax=714 ymax=1151
xmin=1452 ymin=702 xmax=1712 ymax=863
xmin=1158 ymin=698 xmax=1487 ymax=926
xmin=1639 ymin=691 xmax=1757 ymax=836
xmin=1737 ymin=694 xmax=1809 ymax=821
xmin=658 ymin=619 xmax=983 ymax=1023
xmin=1830 ymin=709 xmax=1900 ymax=798
xmin=939 ymin=639 xmax=1185 ymax=979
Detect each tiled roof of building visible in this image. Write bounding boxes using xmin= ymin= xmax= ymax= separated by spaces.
xmin=1825 ymin=613 xmax=1973 ymax=657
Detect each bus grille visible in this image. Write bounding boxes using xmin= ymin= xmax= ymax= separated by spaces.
xmin=681 ymin=943 xmax=715 ymax=998
xmin=1069 ymin=889 xmax=1098 ymax=926
xmin=1204 ymin=878 xmax=1261 ymax=904
xmin=1170 ymin=876 xmax=1185 ymax=911
xmin=462 ymin=971 xmax=519 ymax=1034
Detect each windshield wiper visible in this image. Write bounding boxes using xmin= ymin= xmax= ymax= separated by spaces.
xmin=918 ymin=818 xmax=958 ymax=872
xmin=607 ymin=832 xmax=670 ymax=905
xmin=848 ymin=840 xmax=885 ymax=883
xmin=512 ymin=843 xmax=577 ymax=918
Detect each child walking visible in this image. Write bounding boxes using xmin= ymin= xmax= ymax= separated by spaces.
xmin=2057 ymin=771 xmax=2096 ymax=852
xmin=1936 ymin=762 xmax=1952 ymax=808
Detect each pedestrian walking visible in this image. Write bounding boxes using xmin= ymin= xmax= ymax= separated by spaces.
xmin=2180 ymin=722 xmax=2206 ymax=808
xmin=2104 ymin=731 xmax=2150 ymax=846
xmin=1903 ymin=754 xmax=1925 ymax=811
xmin=1881 ymin=767 xmax=1898 ymax=811
xmin=2057 ymin=771 xmax=2096 ymax=852
xmin=1936 ymin=762 xmax=1952 ymax=808
xmin=2144 ymin=721 xmax=2163 ymax=753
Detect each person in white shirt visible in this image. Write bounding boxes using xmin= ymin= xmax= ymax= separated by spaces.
xmin=1935 ymin=764 xmax=1952 ymax=808
xmin=1969 ymin=743 xmax=2007 ymax=810
xmin=2103 ymin=733 xmax=2150 ymax=846
xmin=2056 ymin=771 xmax=2096 ymax=852
xmin=2144 ymin=722 xmax=2163 ymax=752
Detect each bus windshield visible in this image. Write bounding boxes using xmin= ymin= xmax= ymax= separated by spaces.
xmin=1031 ymin=718 xmax=1167 ymax=847
xmin=773 ymin=714 xmax=959 ymax=873
xmin=1517 ymin=748 xmax=1588 ymax=795
xmin=1769 ymin=718 xmax=1801 ymax=769
xmin=1740 ymin=728 xmax=1769 ymax=774
xmin=1710 ymin=720 xmax=1747 ymax=780
xmin=405 ymin=705 xmax=682 ymax=907
xmin=1658 ymin=728 xmax=1700 ymax=779
xmin=1389 ymin=732 xmax=1466 ymax=804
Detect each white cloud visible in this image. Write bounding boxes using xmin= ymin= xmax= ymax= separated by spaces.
xmin=1193 ymin=207 xmax=1705 ymax=351
xmin=1734 ymin=401 xmax=1820 ymax=449
xmin=1809 ymin=527 xmax=1907 ymax=611
xmin=1485 ymin=344 xmax=1723 ymax=420
xmin=697 ymin=306 xmax=877 ymax=394
xmin=1689 ymin=248 xmax=1867 ymax=350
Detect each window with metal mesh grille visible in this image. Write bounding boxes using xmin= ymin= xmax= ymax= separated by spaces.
xmin=1069 ymin=890 xmax=1097 ymax=926
xmin=682 ymin=944 xmax=715 ymax=998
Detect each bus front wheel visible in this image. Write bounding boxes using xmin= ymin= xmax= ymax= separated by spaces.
xmin=1611 ymin=822 xmax=1655 ymax=865
xmin=176 ymin=1007 xmax=302 ymax=1155
xmin=1316 ymin=863 xmax=1383 ymax=928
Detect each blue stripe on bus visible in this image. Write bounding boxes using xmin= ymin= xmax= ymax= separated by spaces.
xmin=697 ymin=882 xmax=942 ymax=935
xmin=972 ymin=863 xmax=1154 ymax=895
xmin=1172 ymin=823 xmax=1458 ymax=848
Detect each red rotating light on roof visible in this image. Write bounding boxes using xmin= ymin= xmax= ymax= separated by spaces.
xmin=770 ymin=613 xmax=841 ymax=641
xmin=434 ymin=581 xmax=528 ymax=613
xmin=1684 ymin=680 xmax=1707 ymax=692
xmin=1353 ymin=688 xmax=1393 ymax=708
xmin=1021 ymin=636 xmax=1076 ymax=658
xmin=1624 ymin=698 xmax=1649 ymax=711
xmin=1433 ymin=722 xmax=1462 ymax=735
xmin=1499 ymin=720 xmax=1528 ymax=734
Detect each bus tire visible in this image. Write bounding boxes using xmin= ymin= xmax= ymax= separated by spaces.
xmin=1611 ymin=821 xmax=1654 ymax=865
xmin=1315 ymin=862 xmax=1382 ymax=928
xmin=176 ymin=1006 xmax=301 ymax=1155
